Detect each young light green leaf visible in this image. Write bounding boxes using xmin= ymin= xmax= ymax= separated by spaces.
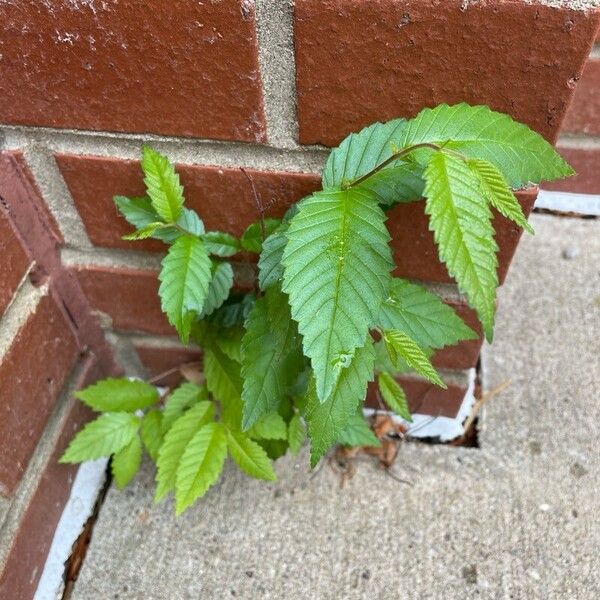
xmin=122 ymin=222 xmax=167 ymax=241
xmin=114 ymin=195 xmax=158 ymax=227
xmin=60 ymin=413 xmax=140 ymax=463
xmin=155 ymin=401 xmax=214 ymax=502
xmin=202 ymin=231 xmax=240 ymax=257
xmin=468 ymin=158 xmax=534 ymax=234
xmin=306 ymin=339 xmax=375 ymax=467
xmin=162 ymin=382 xmax=207 ymax=432
xmin=379 ymin=278 xmax=477 ymax=350
xmin=199 ymin=262 xmax=234 ymax=318
xmin=111 ymin=435 xmax=142 ymax=489
xmin=383 ymin=330 xmax=446 ymax=388
xmin=258 ymin=223 xmax=289 ymax=291
xmin=159 ymin=235 xmax=212 ymax=343
xmin=287 ymin=413 xmax=306 ymax=454
xmin=247 ymin=412 xmax=288 ymax=441
xmin=75 ymin=378 xmax=159 ymax=413
xmin=323 ymin=119 xmax=424 ymax=206
xmin=226 ymin=430 xmax=277 ymax=481
xmin=336 ymin=411 xmax=381 ymax=447
xmin=240 ymin=219 xmax=281 ymax=253
xmin=399 ymin=103 xmax=573 ymax=187
xmin=241 ymin=288 xmax=303 ymax=430
xmin=177 ymin=208 xmax=204 ymax=236
xmin=377 ymin=372 xmax=413 ymax=422
xmin=141 ymin=146 xmax=184 ymax=223
xmin=141 ymin=409 xmax=163 ymax=462
xmin=423 ymin=151 xmax=498 ymax=340
xmin=175 ymin=422 xmax=227 ymax=515
xmin=282 ymin=189 xmax=393 ymax=402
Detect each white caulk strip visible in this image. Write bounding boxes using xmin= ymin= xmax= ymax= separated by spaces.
xmin=34 ymin=458 xmax=108 ymax=600
xmin=536 ymin=190 xmax=600 ymax=216
xmin=364 ymin=368 xmax=477 ymax=442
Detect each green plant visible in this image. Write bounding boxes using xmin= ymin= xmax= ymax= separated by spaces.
xmin=61 ymin=103 xmax=572 ymax=514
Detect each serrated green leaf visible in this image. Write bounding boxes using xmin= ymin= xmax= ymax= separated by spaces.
xmin=377 ymin=372 xmax=413 ymax=422
xmin=202 ymin=231 xmax=240 ymax=257
xmin=226 ymin=430 xmax=277 ymax=481
xmin=155 ymin=401 xmax=214 ymax=502
xmin=282 ymin=189 xmax=392 ymax=402
xmin=111 ymin=435 xmax=142 ymax=489
xmin=203 ymin=344 xmax=242 ymax=406
xmin=258 ymin=223 xmax=288 ymax=291
xmin=159 ymin=235 xmax=212 ymax=343
xmin=122 ymin=222 xmax=167 ymax=241
xmin=141 ymin=146 xmax=184 ymax=222
xmin=75 ymin=378 xmax=159 ymax=413
xmin=215 ymin=325 xmax=244 ymax=363
xmin=162 ymin=382 xmax=207 ymax=432
xmin=423 ymin=151 xmax=498 ymax=340
xmin=240 ymin=219 xmax=281 ymax=253
xmin=383 ymin=330 xmax=445 ymax=388
xmin=287 ymin=413 xmax=306 ymax=454
xmin=306 ymin=338 xmax=375 ymax=467
xmin=177 ymin=208 xmax=204 ymax=236
xmin=200 ymin=262 xmax=234 ymax=318
xmin=141 ymin=409 xmax=163 ymax=462
xmin=379 ymin=278 xmax=477 ymax=350
xmin=175 ymin=422 xmax=227 ymax=515
xmin=336 ymin=411 xmax=381 ymax=447
xmin=247 ymin=412 xmax=288 ymax=441
xmin=323 ymin=119 xmax=424 ymax=206
xmin=114 ymin=195 xmax=158 ymax=230
xmin=374 ymin=339 xmax=410 ymax=376
xmin=468 ymin=158 xmax=534 ymax=234
xmin=241 ymin=287 xmax=303 ymax=430
xmin=60 ymin=413 xmax=140 ymax=463
xmin=399 ymin=103 xmax=573 ymax=187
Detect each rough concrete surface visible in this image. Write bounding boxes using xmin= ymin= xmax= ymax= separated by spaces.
xmin=71 ymin=214 xmax=600 ymax=600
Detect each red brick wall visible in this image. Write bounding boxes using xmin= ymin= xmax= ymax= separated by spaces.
xmin=0 ymin=1 xmax=598 ymax=595
xmin=544 ymin=28 xmax=600 ymax=194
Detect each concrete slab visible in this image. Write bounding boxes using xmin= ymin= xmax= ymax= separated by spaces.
xmin=71 ymin=214 xmax=600 ymax=600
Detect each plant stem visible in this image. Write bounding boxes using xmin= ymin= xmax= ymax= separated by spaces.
xmin=342 ymin=142 xmax=442 ymax=189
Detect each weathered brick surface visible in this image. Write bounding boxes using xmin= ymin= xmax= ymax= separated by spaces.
xmin=294 ymin=0 xmax=599 ymax=146
xmin=73 ymin=266 xmax=170 ymax=336
xmin=0 ymin=1 xmax=266 ymax=142
xmin=0 ymin=293 xmax=79 ymax=495
xmin=389 ymin=189 xmax=538 ymax=285
xmin=562 ymin=58 xmax=600 ymax=135
xmin=366 ymin=377 xmax=468 ymax=419
xmin=0 ymin=210 xmax=31 ymax=318
xmin=135 ymin=343 xmax=202 ymax=388
xmin=55 ymin=154 xmax=322 ymax=252
xmin=0 ymin=355 xmax=100 ymax=599
xmin=542 ymin=146 xmax=600 ymax=194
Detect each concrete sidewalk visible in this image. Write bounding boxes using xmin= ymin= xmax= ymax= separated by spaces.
xmin=71 ymin=214 xmax=600 ymax=600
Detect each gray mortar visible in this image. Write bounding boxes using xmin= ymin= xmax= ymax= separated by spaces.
xmin=255 ymin=0 xmax=299 ymax=149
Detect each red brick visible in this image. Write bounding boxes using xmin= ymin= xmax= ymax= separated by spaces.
xmin=294 ymin=0 xmax=599 ymax=146
xmin=55 ymin=154 xmax=322 ymax=252
xmin=0 ymin=293 xmax=79 ymax=495
xmin=562 ymin=58 xmax=600 ymax=135
xmin=0 ymin=2 xmax=265 ymax=142
xmin=74 ymin=266 xmax=169 ymax=336
xmin=135 ymin=343 xmax=202 ymax=388
xmin=0 ymin=209 xmax=31 ymax=318
xmin=542 ymin=146 xmax=600 ymax=194
xmin=0 ymin=151 xmax=63 ymax=245
xmin=366 ymin=376 xmax=467 ymax=419
xmin=0 ymin=355 xmax=102 ymax=599
xmin=389 ymin=189 xmax=538 ymax=285
xmin=432 ymin=302 xmax=483 ymax=370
